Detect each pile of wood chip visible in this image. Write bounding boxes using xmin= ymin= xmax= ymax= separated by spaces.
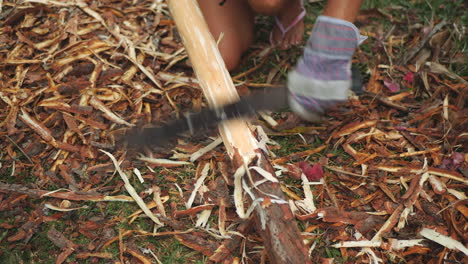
xmin=1 ymin=0 xmax=466 ymax=263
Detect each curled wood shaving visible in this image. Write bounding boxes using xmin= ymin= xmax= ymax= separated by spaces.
xmin=233 ymin=165 xmax=247 ymax=219
xmin=126 ymin=248 xmax=152 ymax=264
xmin=232 ymin=163 xmax=269 ymax=226
xmin=126 ymin=201 xmax=157 ymax=222
xmin=2 ymin=59 xmax=43 ymax=64
xmin=253 ymin=125 xmax=279 ymax=156
xmin=138 ymin=156 xmax=191 ymax=168
xmin=333 ymin=239 xmax=425 ymax=250
xmin=89 ymin=97 xmax=134 ymax=127
xmin=44 ymin=203 xmax=88 ymax=212
xmin=19 ymin=108 xmax=54 ymax=142
xmin=371 ymin=204 xmax=404 ymax=242
xmin=152 ymin=186 xmax=166 ymax=217
xmin=133 ymin=168 xmax=144 ymax=184
xmin=334 ymin=120 xmax=378 ymax=138
xmin=361 ymin=247 xmax=383 ymax=264
xmin=157 ymin=72 xmax=199 ymax=85
xmin=195 ymin=209 xmax=212 ymax=228
xmin=258 ymin=111 xmax=278 ymax=127
xmin=375 ymin=165 xmax=467 ymax=184
xmin=53 ymin=41 xmax=111 ymax=68
xmin=295 ymin=173 xmax=317 ymax=214
xmin=419 ymin=228 xmax=468 ymax=255
xmin=249 ymin=166 xmax=278 ymax=183
xmin=388 ymin=147 xmax=441 ymax=158
xmin=242 ymin=178 xmax=267 ymax=229
xmin=25 ymin=0 xmax=69 ymax=6
xmin=100 ymin=150 xmax=163 ymax=227
xmin=34 ymin=187 xmax=133 ymax=202
xmin=447 ymin=188 xmax=467 ymax=200
xmin=186 ymin=162 xmax=210 ymax=209
xmin=428 ymin=174 xmax=447 ymax=194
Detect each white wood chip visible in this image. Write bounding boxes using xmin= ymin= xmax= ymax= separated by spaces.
xmin=100 ymin=150 xmax=163 ymax=227
xmin=443 ymin=95 xmax=449 ymax=120
xmin=242 ymin=183 xmax=265 ymax=227
xmin=170 ymin=151 xmax=191 ymax=160
xmin=258 ymin=111 xmax=278 ymax=127
xmin=334 ymin=240 xmax=382 ymax=248
xmin=428 ymin=174 xmax=446 ymax=193
xmin=89 ymin=97 xmax=134 ymax=127
xmin=296 ymin=173 xmax=316 ymax=213
xmin=190 ymin=137 xmax=222 ymax=162
xmin=195 ymin=209 xmax=212 ymax=228
xmin=389 ymin=239 xmax=426 ymax=250
xmin=420 ymin=228 xmax=468 ymax=255
xmin=174 ymin=183 xmax=184 ymax=198
xmin=447 ymin=188 xmax=467 ymax=200
xmin=333 ymin=239 xmax=424 ymax=250
xmin=233 ymin=165 xmax=247 ymax=218
xmin=133 ymin=168 xmax=144 ymax=183
xmin=249 ymin=166 xmax=278 ymax=183
xmin=186 ymin=163 xmax=210 ymax=208
xmin=363 ymin=248 xmax=383 ymax=264
xmin=397 ymin=207 xmax=411 ymax=230
xmin=253 ymin=125 xmax=277 ymax=155
xmin=152 ymin=186 xmax=167 ymax=217
xmin=44 ymin=203 xmax=88 ymax=212
xmin=139 ymin=156 xmax=191 ymax=166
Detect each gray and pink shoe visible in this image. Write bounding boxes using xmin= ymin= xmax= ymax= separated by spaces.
xmin=288 ymin=15 xmax=366 ymax=122
xmin=270 ymin=0 xmax=306 ymax=48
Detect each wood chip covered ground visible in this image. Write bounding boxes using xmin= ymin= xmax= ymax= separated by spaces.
xmin=0 ymin=0 xmax=467 ymax=263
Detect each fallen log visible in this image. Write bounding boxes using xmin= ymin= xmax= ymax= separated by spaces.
xmin=166 ymin=0 xmax=311 ymax=263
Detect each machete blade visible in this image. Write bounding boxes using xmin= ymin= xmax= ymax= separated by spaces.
xmin=125 ymin=86 xmax=288 ymax=147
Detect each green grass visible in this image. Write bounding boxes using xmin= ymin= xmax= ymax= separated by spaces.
xmin=361 ymin=0 xmax=468 ymax=75
xmin=0 ymin=224 xmax=57 ymax=264
xmin=325 ymin=246 xmax=343 ymax=259
xmin=271 ymin=135 xmax=307 ymax=157
xmin=154 ymin=239 xmax=204 ymax=264
xmin=363 ymin=0 xmax=467 ymax=21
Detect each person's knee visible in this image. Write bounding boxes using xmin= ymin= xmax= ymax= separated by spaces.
xmin=248 ymin=0 xmax=286 ymax=15
xmin=215 ymin=37 xmax=244 ymax=71
xmin=222 ymin=50 xmax=242 ymax=71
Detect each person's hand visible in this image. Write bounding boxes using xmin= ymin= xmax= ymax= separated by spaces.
xmin=287 ymin=15 xmax=366 ymax=122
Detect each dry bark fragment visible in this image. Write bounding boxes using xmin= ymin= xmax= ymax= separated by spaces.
xmin=47 ymin=226 xmax=77 ymax=264
xmin=175 ymin=232 xmax=220 ymax=257
xmin=19 ymin=108 xmax=54 ymax=143
xmin=333 ymin=120 xmax=378 ymax=138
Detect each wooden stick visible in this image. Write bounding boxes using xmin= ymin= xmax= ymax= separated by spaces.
xmin=167 ymin=1 xmax=311 ymax=263
xmin=167 ymin=0 xmax=256 ymax=159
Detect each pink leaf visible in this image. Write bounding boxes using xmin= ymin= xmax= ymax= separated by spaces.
xmin=298 ymin=161 xmax=323 ymax=182
xmin=383 ymin=78 xmax=400 ymax=93
xmin=440 ymin=152 xmax=464 ymax=170
xmin=403 ymin=71 xmax=414 ymax=84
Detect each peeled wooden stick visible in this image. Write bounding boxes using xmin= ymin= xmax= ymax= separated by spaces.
xmin=167 ymin=1 xmax=310 ymax=263
xmin=167 ymin=0 xmax=257 ymax=159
